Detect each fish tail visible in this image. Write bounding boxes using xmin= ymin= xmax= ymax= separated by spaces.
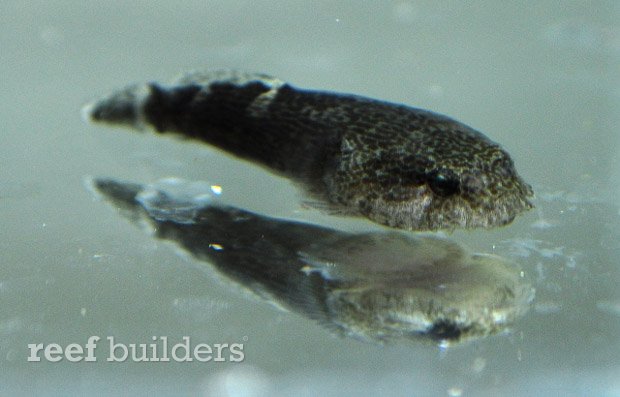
xmin=83 ymin=71 xmax=307 ymax=174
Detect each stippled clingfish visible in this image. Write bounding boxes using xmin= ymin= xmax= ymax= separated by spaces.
xmin=83 ymin=70 xmax=534 ymax=231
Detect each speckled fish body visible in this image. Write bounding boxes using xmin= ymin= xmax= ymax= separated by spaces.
xmin=85 ymin=70 xmax=534 ymax=231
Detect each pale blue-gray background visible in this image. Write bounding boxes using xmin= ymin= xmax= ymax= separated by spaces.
xmin=1 ymin=1 xmax=619 ymax=395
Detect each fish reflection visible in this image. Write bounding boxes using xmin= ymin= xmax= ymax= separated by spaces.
xmin=91 ymin=177 xmax=533 ymax=345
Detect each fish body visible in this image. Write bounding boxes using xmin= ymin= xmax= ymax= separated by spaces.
xmin=85 ymin=70 xmax=533 ymax=230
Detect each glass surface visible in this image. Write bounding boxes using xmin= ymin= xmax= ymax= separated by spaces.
xmin=1 ymin=1 xmax=618 ymax=395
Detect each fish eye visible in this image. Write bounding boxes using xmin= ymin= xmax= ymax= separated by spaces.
xmin=427 ymin=170 xmax=460 ymax=197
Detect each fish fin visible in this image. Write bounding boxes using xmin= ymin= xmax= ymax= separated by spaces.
xmin=300 ymin=199 xmax=357 ymax=217
xmin=298 ymin=252 xmax=338 ymax=279
xmin=297 ymin=251 xmax=363 ymax=283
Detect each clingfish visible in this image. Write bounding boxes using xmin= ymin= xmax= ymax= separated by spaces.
xmin=91 ymin=177 xmax=534 ymax=345
xmin=84 ymin=70 xmax=533 ymax=231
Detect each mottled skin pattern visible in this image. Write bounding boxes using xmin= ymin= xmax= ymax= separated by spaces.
xmin=87 ymin=70 xmax=534 ymax=231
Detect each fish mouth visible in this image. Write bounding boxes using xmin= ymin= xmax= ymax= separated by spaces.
xmin=365 ymin=181 xmax=534 ymax=231
xmin=456 ymin=195 xmax=533 ymax=230
xmin=427 ymin=186 xmax=534 ymax=230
